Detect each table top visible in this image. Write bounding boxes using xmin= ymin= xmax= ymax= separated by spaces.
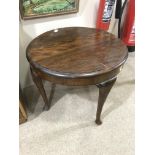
xmin=26 ymin=27 xmax=128 ymax=78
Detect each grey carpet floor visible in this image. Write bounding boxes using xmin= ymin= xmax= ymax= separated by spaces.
xmin=20 ymin=53 xmax=135 ymax=155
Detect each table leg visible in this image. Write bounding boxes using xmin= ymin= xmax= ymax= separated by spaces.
xmin=30 ymin=67 xmax=49 ymax=111
xmin=95 ymin=77 xmax=117 ymax=125
xmin=49 ymin=83 xmax=56 ymax=106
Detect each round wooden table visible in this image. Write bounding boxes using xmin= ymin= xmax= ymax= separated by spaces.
xmin=26 ymin=27 xmax=128 ymax=125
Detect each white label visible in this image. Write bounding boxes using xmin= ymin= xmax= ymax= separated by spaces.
xmin=102 ymin=0 xmax=115 ymax=22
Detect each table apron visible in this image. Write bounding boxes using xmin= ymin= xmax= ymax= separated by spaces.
xmin=31 ymin=65 xmax=123 ymax=86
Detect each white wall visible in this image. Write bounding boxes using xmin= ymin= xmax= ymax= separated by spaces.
xmin=19 ymin=0 xmax=118 ymax=89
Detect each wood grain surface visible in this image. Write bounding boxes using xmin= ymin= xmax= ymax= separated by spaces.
xmin=26 ymin=27 xmax=128 ymax=78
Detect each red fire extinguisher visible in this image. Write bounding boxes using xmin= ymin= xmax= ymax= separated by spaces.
xmin=97 ymin=0 xmax=135 ymax=52
xmin=96 ymin=0 xmax=116 ymax=31
xmin=118 ymin=0 xmax=135 ymax=52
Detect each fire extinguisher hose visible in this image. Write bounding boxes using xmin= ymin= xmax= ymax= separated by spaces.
xmin=115 ymin=0 xmax=122 ymax=19
xmin=117 ymin=0 xmax=128 ymax=38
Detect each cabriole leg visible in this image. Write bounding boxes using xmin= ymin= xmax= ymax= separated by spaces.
xmin=30 ymin=67 xmax=49 ymax=111
xmin=95 ymin=78 xmax=117 ymax=125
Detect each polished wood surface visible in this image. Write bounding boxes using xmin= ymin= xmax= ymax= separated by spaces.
xmin=27 ymin=27 xmax=128 ymax=79
xmin=26 ymin=27 xmax=128 ymax=125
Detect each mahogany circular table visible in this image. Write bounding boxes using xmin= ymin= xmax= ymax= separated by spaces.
xmin=26 ymin=27 xmax=128 ymax=125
